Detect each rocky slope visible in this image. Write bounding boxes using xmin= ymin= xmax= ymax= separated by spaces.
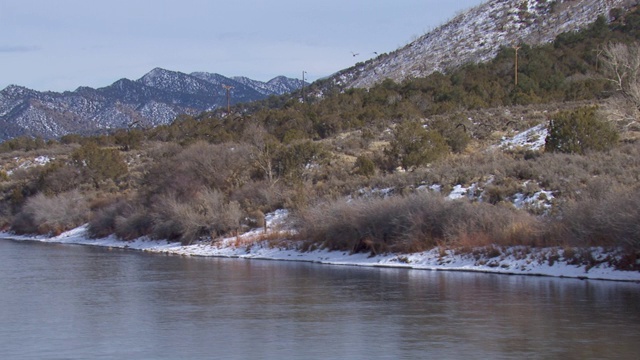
xmin=330 ymin=0 xmax=638 ymax=89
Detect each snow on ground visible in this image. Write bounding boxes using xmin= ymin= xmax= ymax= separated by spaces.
xmin=512 ymin=186 xmax=554 ymax=210
xmin=3 ymin=155 xmax=52 ymax=176
xmin=446 ymin=183 xmax=481 ymax=200
xmin=2 ymin=210 xmax=639 ymax=283
xmin=500 ymin=124 xmax=548 ymax=151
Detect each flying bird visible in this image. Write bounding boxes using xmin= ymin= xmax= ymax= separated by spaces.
xmin=351 ymin=51 xmax=359 ymax=57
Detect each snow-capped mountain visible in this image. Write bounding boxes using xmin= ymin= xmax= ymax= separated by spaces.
xmin=330 ymin=0 xmax=637 ymax=89
xmin=232 ymin=76 xmax=305 ymax=97
xmin=0 ymin=69 xmax=302 ymax=141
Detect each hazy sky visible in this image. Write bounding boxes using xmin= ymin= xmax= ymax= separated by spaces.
xmin=1 ymin=0 xmax=484 ymax=92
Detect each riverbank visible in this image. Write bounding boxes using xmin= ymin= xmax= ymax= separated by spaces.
xmin=2 ymin=210 xmax=639 ymax=283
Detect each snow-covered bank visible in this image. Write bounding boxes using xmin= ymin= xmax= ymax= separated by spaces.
xmin=3 ymin=221 xmax=639 ymax=283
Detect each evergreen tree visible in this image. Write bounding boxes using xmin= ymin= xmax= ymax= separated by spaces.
xmin=545 ymin=107 xmax=618 ymax=154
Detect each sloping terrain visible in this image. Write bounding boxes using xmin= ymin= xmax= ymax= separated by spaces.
xmin=330 ymin=0 xmax=637 ymax=89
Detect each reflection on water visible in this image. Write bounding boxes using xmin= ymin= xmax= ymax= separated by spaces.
xmin=1 ymin=239 xmax=639 ymax=359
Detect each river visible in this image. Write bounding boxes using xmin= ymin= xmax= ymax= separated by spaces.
xmin=1 ymin=239 xmax=639 ymax=359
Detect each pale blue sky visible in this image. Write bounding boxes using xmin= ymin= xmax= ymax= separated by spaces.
xmin=1 ymin=0 xmax=484 ymax=92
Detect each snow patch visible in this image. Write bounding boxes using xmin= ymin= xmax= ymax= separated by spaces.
xmin=500 ymin=124 xmax=548 ymax=151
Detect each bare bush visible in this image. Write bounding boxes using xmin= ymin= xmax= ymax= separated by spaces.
xmin=229 ymin=180 xmax=287 ymax=213
xmin=87 ymin=197 xmax=127 ymax=238
xmin=87 ymin=197 xmax=151 ymax=240
xmin=12 ymin=190 xmax=89 ymax=235
xmin=557 ymin=190 xmax=640 ymax=250
xmin=143 ymin=141 xmax=251 ymax=198
xmin=151 ymin=188 xmax=243 ymax=245
xmin=600 ymin=42 xmax=640 ymax=129
xmin=114 ymin=209 xmax=153 ymax=240
xmin=242 ymin=123 xmax=280 ymax=186
xmin=601 ymin=42 xmax=640 ymax=108
xmin=295 ymin=192 xmax=543 ymax=255
xmin=40 ymin=164 xmax=84 ymax=195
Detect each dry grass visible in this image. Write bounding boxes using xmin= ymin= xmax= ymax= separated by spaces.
xmin=294 ymin=192 xmax=546 ymax=256
xmin=558 ymin=190 xmax=640 ymax=250
xmin=12 ymin=190 xmax=89 ymax=235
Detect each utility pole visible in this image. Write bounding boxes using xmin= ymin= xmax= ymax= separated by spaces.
xmin=301 ymin=71 xmax=307 ymax=104
xmin=222 ymin=84 xmax=233 ymax=113
xmin=513 ymin=45 xmax=521 ymax=86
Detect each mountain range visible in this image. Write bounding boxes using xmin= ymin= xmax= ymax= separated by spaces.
xmin=0 ymin=69 xmax=303 ymax=141
xmin=1 ymin=0 xmax=637 ymax=142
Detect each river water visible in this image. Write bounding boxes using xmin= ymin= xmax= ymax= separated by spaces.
xmin=1 ymin=239 xmax=639 ymax=359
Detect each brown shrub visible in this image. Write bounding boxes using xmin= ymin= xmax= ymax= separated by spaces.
xmin=294 ymin=192 xmax=543 ymax=255
xmin=12 ymin=190 xmax=89 ymax=235
xmin=40 ymin=164 xmax=84 ymax=195
xmin=143 ymin=141 xmax=252 ymax=199
xmin=229 ymin=180 xmax=287 ymax=213
xmin=151 ymin=189 xmax=243 ymax=245
xmin=557 ymin=190 xmax=640 ymax=250
xmin=114 ymin=209 xmax=153 ymax=240
xmin=87 ymin=197 xmax=151 ymax=240
xmin=87 ymin=197 xmax=126 ymax=238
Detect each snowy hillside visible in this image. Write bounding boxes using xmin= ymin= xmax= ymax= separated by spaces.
xmin=333 ymin=0 xmax=636 ymax=89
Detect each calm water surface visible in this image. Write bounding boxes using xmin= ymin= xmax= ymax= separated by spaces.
xmin=1 ymin=239 xmax=639 ymax=359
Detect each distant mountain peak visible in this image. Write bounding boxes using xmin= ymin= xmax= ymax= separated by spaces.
xmin=0 ymin=70 xmax=302 ymax=142
xmin=140 ymin=67 xmax=174 ymax=78
xmin=136 ymin=68 xmax=208 ymax=94
xmin=2 ymin=84 xmax=32 ymax=97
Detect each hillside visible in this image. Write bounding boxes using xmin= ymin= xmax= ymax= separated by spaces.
xmin=0 ymin=3 xmax=639 ymax=273
xmin=0 ymin=69 xmax=303 ymax=142
xmin=328 ymin=0 xmax=637 ymax=89
xmin=3 ymin=0 xmax=635 ymax=143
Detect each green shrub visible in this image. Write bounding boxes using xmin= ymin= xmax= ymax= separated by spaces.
xmin=385 ymin=120 xmax=450 ymax=171
xmin=113 ymin=129 xmax=144 ymax=151
xmin=0 ymin=136 xmax=47 ymax=153
xmin=353 ymin=155 xmax=376 ymax=178
xmin=71 ymin=143 xmax=128 ymax=187
xmin=545 ymin=107 xmax=618 ymax=154
xmin=431 ymin=116 xmax=471 ymax=153
xmin=275 ymin=140 xmax=327 ymax=184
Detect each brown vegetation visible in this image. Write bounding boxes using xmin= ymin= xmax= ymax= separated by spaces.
xmin=1 ymin=8 xmax=640 ymax=269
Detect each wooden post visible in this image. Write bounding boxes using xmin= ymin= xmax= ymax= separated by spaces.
xmin=301 ymin=71 xmax=306 ymax=104
xmin=222 ymin=85 xmax=233 ymax=113
xmin=513 ymin=45 xmax=521 ymax=86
